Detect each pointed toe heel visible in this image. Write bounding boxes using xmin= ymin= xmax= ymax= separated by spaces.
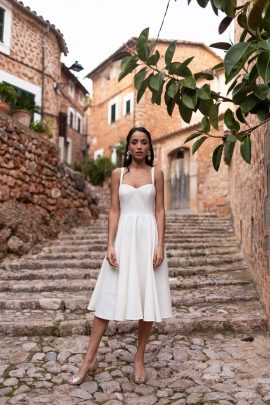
xmin=68 ymin=358 xmax=99 ymax=385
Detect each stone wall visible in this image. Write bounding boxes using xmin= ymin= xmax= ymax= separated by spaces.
xmin=228 ymin=8 xmax=270 ymax=327
xmin=229 ymin=118 xmax=270 ymax=326
xmin=0 ymin=114 xmax=98 ymax=261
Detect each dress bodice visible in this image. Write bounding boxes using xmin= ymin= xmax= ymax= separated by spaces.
xmin=119 ymin=166 xmax=156 ymax=214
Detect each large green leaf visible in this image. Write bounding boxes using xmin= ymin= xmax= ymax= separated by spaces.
xmin=210 ymin=42 xmax=232 ymax=50
xmin=240 ymin=94 xmax=259 ymax=113
xmin=198 ymin=84 xmax=211 ymax=100
xmin=209 ymin=104 xmax=219 ymax=130
xmin=248 ymin=0 xmax=268 ymax=30
xmin=137 ymin=74 xmax=153 ymax=103
xmin=136 ymin=28 xmax=150 ymax=61
xmin=198 ymin=98 xmax=214 ymax=115
xmin=167 ymin=81 xmax=180 ymax=98
xmin=224 ymin=42 xmax=257 ymax=83
xmin=165 ymin=92 xmax=176 ymax=116
xmin=182 ymin=88 xmax=198 ymax=109
xmin=253 ymin=84 xmax=269 ymax=100
xmin=118 ymin=57 xmax=138 ymax=81
xmin=147 ymin=50 xmax=160 ymax=66
xmin=219 ymin=16 xmax=233 ymax=34
xmin=197 ymin=0 xmax=209 ymax=7
xmin=240 ymin=135 xmax=251 ymax=163
xmin=263 ymin=4 xmax=270 ymax=33
xmin=179 ymin=101 xmax=193 ymax=123
xmin=192 ymin=136 xmax=208 ymax=154
xmin=212 ymin=144 xmax=224 ymax=171
xmin=168 ymin=60 xmax=193 ymax=77
xmin=257 ymin=50 xmax=270 ymax=84
xmin=183 ymin=76 xmax=196 ymax=89
xmin=149 ymin=73 xmax=164 ymax=92
xmin=224 ymin=108 xmax=240 ymax=131
xmin=200 ymin=116 xmax=210 ymax=133
xmin=223 ymin=141 xmax=235 ymax=166
xmin=165 ymin=41 xmax=177 ymax=67
xmin=184 ymin=130 xmax=203 ymax=144
xmin=134 ymin=68 xmax=147 ymax=91
xmin=224 ymin=0 xmax=236 ymax=18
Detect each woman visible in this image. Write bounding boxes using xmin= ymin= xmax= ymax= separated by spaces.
xmin=68 ymin=127 xmax=172 ymax=385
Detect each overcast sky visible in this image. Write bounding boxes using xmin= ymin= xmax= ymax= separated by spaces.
xmin=22 ymin=0 xmax=232 ymax=93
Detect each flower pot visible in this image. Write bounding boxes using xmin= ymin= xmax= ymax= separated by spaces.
xmin=12 ymin=109 xmax=32 ymax=127
xmin=0 ymin=102 xmax=10 ymax=114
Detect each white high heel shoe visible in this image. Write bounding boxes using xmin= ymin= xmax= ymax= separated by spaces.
xmin=68 ymin=358 xmax=99 ymax=385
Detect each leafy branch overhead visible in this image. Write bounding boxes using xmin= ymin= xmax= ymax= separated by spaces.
xmin=118 ymin=0 xmax=270 ymax=171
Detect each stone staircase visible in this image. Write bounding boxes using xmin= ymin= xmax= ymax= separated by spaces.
xmin=0 ymin=192 xmax=267 ymax=338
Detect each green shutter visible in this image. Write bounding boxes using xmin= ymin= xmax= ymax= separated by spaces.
xmin=0 ymin=7 xmax=5 ymax=43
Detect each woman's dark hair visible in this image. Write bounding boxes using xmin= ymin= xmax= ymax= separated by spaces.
xmin=122 ymin=127 xmax=154 ymax=175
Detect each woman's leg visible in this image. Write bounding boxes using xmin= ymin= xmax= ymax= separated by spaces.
xmin=134 ymin=319 xmax=153 ymax=378
xmin=74 ymin=315 xmax=109 ymax=377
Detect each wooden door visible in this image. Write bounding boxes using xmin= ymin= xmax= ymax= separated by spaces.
xmin=170 ymin=148 xmax=190 ymax=209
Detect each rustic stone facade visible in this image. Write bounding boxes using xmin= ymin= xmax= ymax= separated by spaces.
xmin=0 ymin=0 xmax=89 ymax=164
xmin=229 ymin=117 xmax=270 ymax=327
xmin=87 ymin=38 xmax=230 ymax=214
xmin=58 ymin=64 xmax=89 ymax=164
xmin=0 ymin=114 xmax=98 ymax=260
xmin=228 ymin=6 xmax=270 ymax=328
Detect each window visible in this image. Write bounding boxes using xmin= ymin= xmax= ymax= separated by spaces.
xmin=68 ymin=81 xmax=75 ymax=98
xmin=125 ymin=99 xmax=131 ymax=115
xmin=108 ymin=97 xmax=120 ymax=124
xmin=67 ymin=107 xmax=75 ymax=128
xmin=69 ymin=111 xmax=74 ymax=127
xmin=4 ymin=81 xmax=35 ymax=118
xmin=123 ymin=93 xmax=133 ymax=116
xmin=94 ymin=148 xmax=104 ymax=159
xmin=76 ymin=113 xmax=83 ymax=133
xmin=0 ymin=1 xmax=11 ymax=55
xmin=110 ymin=103 xmax=116 ymax=123
xmin=0 ymin=7 xmax=4 ymax=43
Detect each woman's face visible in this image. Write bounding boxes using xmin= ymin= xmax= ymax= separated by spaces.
xmin=128 ymin=131 xmax=150 ymax=160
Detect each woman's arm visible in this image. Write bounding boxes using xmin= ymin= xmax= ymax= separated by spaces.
xmin=153 ymin=168 xmax=165 ymax=267
xmin=106 ymin=168 xmax=121 ymax=266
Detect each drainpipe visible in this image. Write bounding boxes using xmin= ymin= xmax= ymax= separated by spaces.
xmin=41 ymin=25 xmax=50 ymax=121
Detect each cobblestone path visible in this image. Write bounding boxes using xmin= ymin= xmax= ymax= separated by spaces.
xmin=1 ymin=191 xmax=270 ymax=404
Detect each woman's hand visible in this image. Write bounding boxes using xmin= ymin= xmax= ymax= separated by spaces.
xmin=106 ymin=246 xmax=119 ymax=267
xmin=153 ymin=245 xmax=164 ymax=268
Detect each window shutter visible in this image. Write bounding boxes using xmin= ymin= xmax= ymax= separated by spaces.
xmin=58 ymin=112 xmax=67 ymax=138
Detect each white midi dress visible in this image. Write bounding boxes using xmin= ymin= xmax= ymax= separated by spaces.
xmin=87 ymin=166 xmax=173 ymax=322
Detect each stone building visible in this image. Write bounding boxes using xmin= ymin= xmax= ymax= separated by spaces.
xmin=86 ymin=38 xmax=230 ymax=214
xmin=228 ymin=8 xmax=270 ymax=326
xmin=0 ymin=0 xmax=89 ymax=164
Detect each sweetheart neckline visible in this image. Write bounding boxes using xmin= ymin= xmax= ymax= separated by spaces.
xmin=120 ymin=183 xmax=154 ymax=190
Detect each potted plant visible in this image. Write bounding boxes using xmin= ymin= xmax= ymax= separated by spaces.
xmin=0 ymin=83 xmax=18 ymax=114
xmin=12 ymin=94 xmax=38 ymax=127
xmin=30 ymin=120 xmax=53 ymax=139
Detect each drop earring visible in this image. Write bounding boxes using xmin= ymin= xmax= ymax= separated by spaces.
xmin=126 ymin=150 xmax=131 ymax=159
xmin=147 ymin=151 xmax=151 ymax=161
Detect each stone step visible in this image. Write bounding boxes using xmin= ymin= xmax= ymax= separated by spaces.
xmin=36 ymin=247 xmax=241 ymax=261
xmin=2 ymin=255 xmax=245 ymax=270
xmin=0 ymin=272 xmax=253 ymax=295
xmin=0 ymin=300 xmax=266 ymax=337
xmin=41 ymin=241 xmax=240 ymax=253
xmin=0 ymin=263 xmax=249 ymax=280
xmin=0 ymin=284 xmax=258 ymax=312
xmin=56 ymin=232 xmax=237 ymax=241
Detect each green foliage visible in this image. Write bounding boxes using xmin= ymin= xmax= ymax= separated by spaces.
xmin=73 ymin=156 xmax=115 ymax=185
xmin=118 ymin=0 xmax=270 ymax=171
xmin=0 ymin=83 xmax=18 ymax=104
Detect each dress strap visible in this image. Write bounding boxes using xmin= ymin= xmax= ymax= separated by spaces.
xmin=120 ymin=167 xmax=124 ymax=184
xmin=151 ymin=166 xmax=155 ymax=185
